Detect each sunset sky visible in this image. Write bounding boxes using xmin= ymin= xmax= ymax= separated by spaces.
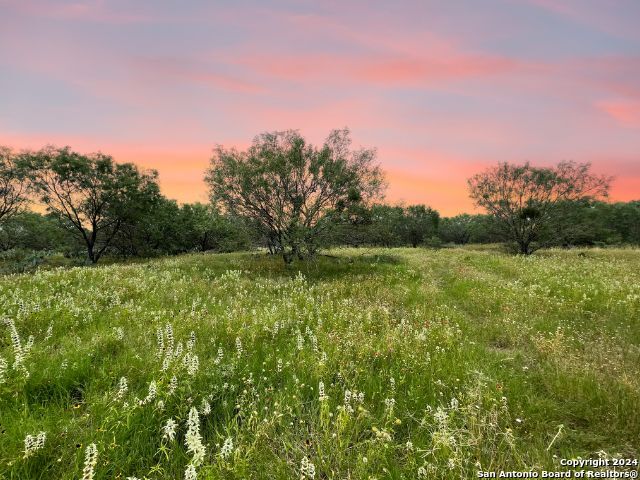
xmin=1 ymin=0 xmax=639 ymax=215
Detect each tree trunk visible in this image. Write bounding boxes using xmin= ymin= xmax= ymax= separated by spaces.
xmin=518 ymin=240 xmax=531 ymax=255
xmin=282 ymin=250 xmax=294 ymax=264
xmin=86 ymin=244 xmax=97 ymax=264
xmin=86 ymin=226 xmax=99 ymax=263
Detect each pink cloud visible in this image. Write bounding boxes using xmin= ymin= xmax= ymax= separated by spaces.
xmin=597 ymin=100 xmax=640 ymax=128
xmin=280 ymin=10 xmax=456 ymax=58
xmin=352 ymin=55 xmax=519 ymax=85
xmin=205 ymin=8 xmax=528 ymax=89
xmin=228 ymin=51 xmax=523 ymax=88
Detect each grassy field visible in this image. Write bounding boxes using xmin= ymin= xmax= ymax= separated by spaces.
xmin=1 ymin=247 xmax=639 ymax=479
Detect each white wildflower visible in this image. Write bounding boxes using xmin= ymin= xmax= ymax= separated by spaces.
xmin=23 ymin=431 xmax=46 ymax=457
xmin=384 ymin=397 xmax=395 ymax=413
xmin=113 ymin=327 xmax=124 ymax=340
xmin=5 ymin=318 xmax=28 ymax=375
xmin=300 ymin=456 xmax=316 ymax=479
xmin=344 ymin=390 xmax=353 ymax=413
xmin=44 ymin=323 xmax=53 ymax=341
xmin=318 ymin=381 xmax=327 ymax=401
xmin=81 ymin=443 xmax=98 ymax=480
xmin=186 ymin=354 xmax=199 ymax=376
xmin=184 ymin=464 xmax=197 ymax=480
xmin=220 ymin=436 xmax=234 ymax=459
xmin=162 ymin=352 xmax=172 ymax=372
xmin=165 ymin=323 xmax=174 ymax=351
xmin=156 ymin=327 xmax=165 ymax=358
xmin=139 ymin=380 xmax=157 ymax=405
xmin=434 ymin=406 xmax=448 ymax=424
xmin=24 ymin=335 xmax=34 ymax=354
xmin=214 ymin=347 xmax=223 ymax=364
xmin=163 ymin=418 xmax=177 ymax=441
xmin=0 ymin=356 xmax=7 ymax=384
xmin=187 ymin=331 xmax=196 ymax=351
xmin=185 ymin=407 xmax=205 ymax=466
xmin=114 ymin=377 xmax=128 ymax=401
xmin=168 ymin=375 xmax=178 ymax=395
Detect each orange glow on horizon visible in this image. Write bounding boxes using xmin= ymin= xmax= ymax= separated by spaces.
xmin=3 ymin=136 xmax=637 ymax=217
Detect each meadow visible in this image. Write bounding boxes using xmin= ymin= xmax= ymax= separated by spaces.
xmin=0 ymin=247 xmax=639 ymax=479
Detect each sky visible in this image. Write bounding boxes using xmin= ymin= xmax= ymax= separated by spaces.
xmin=1 ymin=0 xmax=639 ymax=216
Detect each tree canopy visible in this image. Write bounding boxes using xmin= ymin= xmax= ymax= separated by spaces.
xmin=0 ymin=147 xmax=28 ymax=223
xmin=206 ymin=129 xmax=385 ymax=262
xmin=468 ymin=161 xmax=611 ymax=254
xmin=22 ymin=146 xmax=161 ymax=263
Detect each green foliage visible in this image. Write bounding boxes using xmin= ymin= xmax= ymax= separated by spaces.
xmin=113 ymin=196 xmax=185 ymax=257
xmin=0 ymin=211 xmax=75 ymax=253
xmin=439 ymin=214 xmax=501 ymax=245
xmin=439 ymin=214 xmax=476 ymax=244
xmin=599 ymin=200 xmax=640 ymax=244
xmin=21 ymin=146 xmax=161 ymax=263
xmin=536 ymin=200 xmax=640 ymax=248
xmin=0 ymin=248 xmax=74 ymax=274
xmin=0 ymin=146 xmax=29 ymax=222
xmin=363 ymin=204 xmax=406 ymax=247
xmin=468 ymin=162 xmax=611 ymax=254
xmin=331 ymin=203 xmax=440 ymax=248
xmin=206 ymin=129 xmax=385 ymax=263
xmin=402 ymin=205 xmax=440 ymax=247
xmin=180 ymin=203 xmax=253 ymax=253
xmin=112 ymin=201 xmax=256 ymax=257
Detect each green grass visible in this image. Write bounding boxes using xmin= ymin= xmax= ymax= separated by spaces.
xmin=1 ymin=247 xmax=639 ymax=479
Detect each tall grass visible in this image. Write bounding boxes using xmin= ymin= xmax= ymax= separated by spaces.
xmin=1 ymin=248 xmax=638 ymax=478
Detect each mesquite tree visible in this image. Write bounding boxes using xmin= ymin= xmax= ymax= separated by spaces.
xmin=22 ymin=146 xmax=160 ymax=263
xmin=206 ymin=129 xmax=385 ymax=263
xmin=0 ymin=147 xmax=28 ymax=223
xmin=468 ymin=161 xmax=611 ymax=254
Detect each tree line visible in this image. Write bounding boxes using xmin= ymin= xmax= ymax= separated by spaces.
xmin=0 ymin=129 xmax=638 ymax=267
